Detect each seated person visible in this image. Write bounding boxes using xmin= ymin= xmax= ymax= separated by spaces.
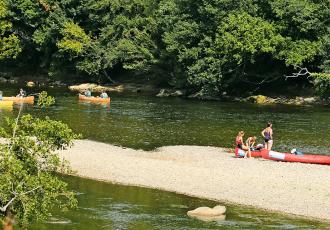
xmin=235 ymin=131 xmax=250 ymax=158
xmin=100 ymin=91 xmax=108 ymax=98
xmin=16 ymin=88 xmax=26 ymax=98
xmin=84 ymin=89 xmax=92 ymax=97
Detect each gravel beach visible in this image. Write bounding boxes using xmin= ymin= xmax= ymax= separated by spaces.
xmin=59 ymin=140 xmax=330 ymax=221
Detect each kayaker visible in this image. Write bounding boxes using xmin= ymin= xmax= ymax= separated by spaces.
xmin=16 ymin=88 xmax=26 ymax=98
xmin=100 ymin=91 xmax=109 ymax=98
xmin=84 ymin=89 xmax=92 ymax=97
xmin=235 ymin=131 xmax=250 ymax=158
xmin=261 ymin=122 xmax=273 ymax=150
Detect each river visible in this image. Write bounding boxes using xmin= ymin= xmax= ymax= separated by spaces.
xmin=0 ymin=85 xmax=329 ymax=154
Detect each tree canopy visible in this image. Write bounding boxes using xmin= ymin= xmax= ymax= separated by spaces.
xmin=1 ymin=0 xmax=330 ymax=95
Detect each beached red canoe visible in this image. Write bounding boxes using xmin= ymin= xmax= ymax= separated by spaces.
xmin=235 ymin=148 xmax=263 ymax=158
xmin=261 ymin=149 xmax=330 ymax=165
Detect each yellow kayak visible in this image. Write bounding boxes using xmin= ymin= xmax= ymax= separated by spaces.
xmin=0 ymin=101 xmax=14 ymax=107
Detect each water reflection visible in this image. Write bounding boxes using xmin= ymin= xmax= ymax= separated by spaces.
xmin=29 ymin=176 xmax=329 ymax=230
xmin=0 ymin=85 xmax=329 ymax=155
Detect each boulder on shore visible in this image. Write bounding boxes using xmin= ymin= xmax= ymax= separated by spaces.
xmin=69 ymin=83 xmax=158 ymax=94
xmin=187 ymin=205 xmax=226 ymax=221
xmin=26 ymin=81 xmax=35 ymax=87
xmin=247 ymin=95 xmax=274 ymax=104
xmin=156 ymin=89 xmax=185 ymax=97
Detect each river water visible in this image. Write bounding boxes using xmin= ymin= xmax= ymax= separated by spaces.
xmin=1 ymin=85 xmax=329 ymax=229
xmin=0 ymin=85 xmax=329 ymax=154
xmin=30 ymin=176 xmax=330 ymax=230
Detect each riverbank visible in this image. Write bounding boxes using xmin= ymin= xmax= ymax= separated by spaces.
xmin=68 ymin=83 xmax=329 ymax=106
xmin=59 ymin=140 xmax=330 ymax=222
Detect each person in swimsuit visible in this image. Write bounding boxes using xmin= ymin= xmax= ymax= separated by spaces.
xmin=245 ymin=136 xmax=257 ymax=158
xmin=235 ymin=131 xmax=250 ymax=158
xmin=261 ymin=122 xmax=273 ymax=150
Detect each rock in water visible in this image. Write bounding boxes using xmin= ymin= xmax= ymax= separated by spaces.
xmin=26 ymin=81 xmax=35 ymax=87
xmin=187 ymin=205 xmax=226 ymax=221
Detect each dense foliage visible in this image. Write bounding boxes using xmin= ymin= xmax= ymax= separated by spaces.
xmin=0 ymin=96 xmax=79 ymax=228
xmin=1 ymin=0 xmax=330 ymax=95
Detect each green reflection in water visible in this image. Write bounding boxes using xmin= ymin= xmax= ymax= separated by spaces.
xmin=29 ymin=176 xmax=329 ymax=230
xmin=0 ymin=84 xmax=329 ymax=154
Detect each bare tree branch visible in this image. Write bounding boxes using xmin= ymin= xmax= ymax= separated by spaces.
xmin=0 ymin=186 xmax=41 ymax=213
xmin=285 ymin=67 xmax=311 ymax=80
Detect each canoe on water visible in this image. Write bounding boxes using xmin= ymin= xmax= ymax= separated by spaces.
xmin=0 ymin=101 xmax=14 ymax=107
xmin=78 ymin=94 xmax=111 ymax=103
xmin=261 ymin=149 xmax=330 ymax=165
xmin=2 ymin=96 xmax=35 ymax=103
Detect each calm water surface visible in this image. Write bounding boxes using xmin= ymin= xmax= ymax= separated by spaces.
xmin=0 ymin=85 xmax=329 ymax=154
xmin=29 ymin=176 xmax=330 ymax=230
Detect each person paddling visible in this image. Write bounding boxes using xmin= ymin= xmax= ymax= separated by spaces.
xmin=261 ymin=122 xmax=273 ymax=150
xmin=16 ymin=88 xmax=26 ymax=98
xmin=100 ymin=91 xmax=109 ymax=98
xmin=84 ymin=89 xmax=92 ymax=97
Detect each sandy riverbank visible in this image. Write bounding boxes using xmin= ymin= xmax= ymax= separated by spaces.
xmin=59 ymin=140 xmax=330 ymax=221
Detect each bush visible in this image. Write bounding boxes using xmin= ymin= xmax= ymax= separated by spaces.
xmin=310 ymin=73 xmax=330 ymax=99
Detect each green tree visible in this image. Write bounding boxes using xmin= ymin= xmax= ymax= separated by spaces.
xmin=0 ymin=96 xmax=78 ymax=228
xmin=75 ymin=0 xmax=159 ymax=81
xmin=0 ymin=0 xmax=21 ymax=60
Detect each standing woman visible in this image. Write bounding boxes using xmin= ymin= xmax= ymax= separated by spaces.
xmin=261 ymin=122 xmax=273 ymax=150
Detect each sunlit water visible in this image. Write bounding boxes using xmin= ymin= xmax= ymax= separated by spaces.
xmin=1 ymin=84 xmax=330 ymax=229
xmin=29 ymin=176 xmax=330 ymax=230
xmin=0 ymin=84 xmax=329 ymax=154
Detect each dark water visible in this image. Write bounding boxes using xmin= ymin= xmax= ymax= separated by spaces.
xmin=0 ymin=85 xmax=329 ymax=154
xmin=29 ymin=176 xmax=329 ymax=230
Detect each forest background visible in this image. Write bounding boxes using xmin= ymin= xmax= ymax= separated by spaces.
xmin=1 ymin=0 xmax=330 ymax=97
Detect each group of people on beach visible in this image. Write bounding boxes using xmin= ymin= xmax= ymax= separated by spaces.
xmin=235 ymin=122 xmax=273 ymax=158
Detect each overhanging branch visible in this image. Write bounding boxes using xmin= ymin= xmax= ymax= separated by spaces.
xmin=285 ymin=67 xmax=311 ymax=80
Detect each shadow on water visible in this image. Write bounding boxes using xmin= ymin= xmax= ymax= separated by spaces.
xmin=29 ymin=176 xmax=330 ymax=230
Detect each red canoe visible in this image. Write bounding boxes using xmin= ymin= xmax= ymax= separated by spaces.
xmin=261 ymin=149 xmax=330 ymax=165
xmin=235 ymin=148 xmax=263 ymax=158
